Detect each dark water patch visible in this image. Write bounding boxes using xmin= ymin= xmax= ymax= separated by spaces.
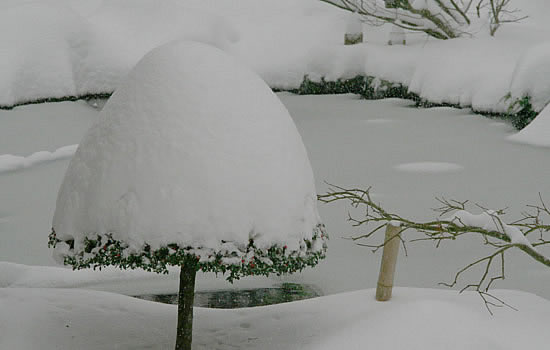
xmin=134 ymin=283 xmax=321 ymax=309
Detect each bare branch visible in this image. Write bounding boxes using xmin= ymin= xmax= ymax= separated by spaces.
xmin=319 ymin=0 xmax=526 ymax=38
xmin=319 ymin=184 xmax=550 ymax=313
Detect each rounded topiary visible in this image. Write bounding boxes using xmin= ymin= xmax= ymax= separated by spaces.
xmin=50 ymin=40 xmax=327 ymax=350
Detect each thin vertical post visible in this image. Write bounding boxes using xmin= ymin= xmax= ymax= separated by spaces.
xmin=376 ymin=223 xmax=401 ymax=301
xmin=175 ymin=262 xmax=196 ymax=350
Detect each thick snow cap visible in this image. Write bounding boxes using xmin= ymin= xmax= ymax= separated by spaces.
xmin=53 ymin=41 xmax=323 ymax=259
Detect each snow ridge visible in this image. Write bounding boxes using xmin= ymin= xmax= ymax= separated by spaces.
xmin=0 ymin=145 xmax=77 ymax=174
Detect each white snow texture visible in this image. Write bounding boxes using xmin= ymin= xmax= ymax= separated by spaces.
xmin=0 ymin=145 xmax=77 ymax=174
xmin=394 ymin=162 xmax=463 ymax=173
xmin=510 ymin=42 xmax=550 ymax=112
xmin=0 ymin=0 xmax=238 ymax=106
xmin=509 ymin=102 xmax=550 ymax=147
xmin=3 ymin=286 xmax=550 ymax=350
xmin=53 ymin=41 xmax=321 ymax=259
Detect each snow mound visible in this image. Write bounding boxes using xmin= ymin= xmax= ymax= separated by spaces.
xmin=53 ymin=41 xmax=321 ymax=258
xmin=508 ymin=102 xmax=550 ymax=147
xmin=394 ymin=162 xmax=463 ymax=173
xmin=510 ymin=42 xmax=550 ymax=112
xmin=2 ymin=287 xmax=550 ymax=349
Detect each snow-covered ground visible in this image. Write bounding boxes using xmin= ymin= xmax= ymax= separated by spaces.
xmin=2 ymin=287 xmax=549 ymax=349
xmin=2 ymin=0 xmax=550 ymax=348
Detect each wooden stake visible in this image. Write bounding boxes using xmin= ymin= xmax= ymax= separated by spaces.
xmin=376 ymin=223 xmax=401 ymax=301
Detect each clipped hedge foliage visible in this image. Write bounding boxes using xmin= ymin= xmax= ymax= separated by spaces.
xmin=505 ymin=95 xmax=538 ymax=130
xmin=48 ymin=225 xmax=328 ymax=282
xmin=1 ymin=75 xmax=538 ymax=130
xmin=284 ymin=74 xmax=537 ymax=130
xmin=283 ymin=75 xmax=415 ymax=101
xmin=0 ymin=93 xmax=112 ymax=110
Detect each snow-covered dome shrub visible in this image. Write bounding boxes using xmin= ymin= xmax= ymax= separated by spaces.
xmin=50 ymin=41 xmax=327 ymax=281
xmin=509 ymin=42 xmax=550 ymax=112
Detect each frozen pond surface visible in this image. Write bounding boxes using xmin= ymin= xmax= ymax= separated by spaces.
xmin=1 ymin=94 xmax=549 ymax=299
xmin=135 ymin=283 xmax=321 ymax=309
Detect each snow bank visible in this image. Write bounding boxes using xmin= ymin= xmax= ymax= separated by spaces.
xmin=304 ymin=45 xmax=367 ymax=83
xmin=0 ymin=0 xmax=240 ymax=107
xmin=53 ymin=41 xmax=321 ymax=258
xmin=0 ymin=262 xmax=284 ymax=296
xmin=77 ymin=0 xmax=240 ymax=94
xmin=2 ymin=287 xmax=550 ymax=349
xmin=1 ymin=0 xmax=550 ymax=118
xmin=0 ymin=3 xmax=90 ymax=106
xmin=509 ymin=42 xmax=550 ymax=112
xmin=508 ymin=102 xmax=550 ymax=147
xmin=0 ymin=145 xmax=77 ymax=174
xmin=407 ymin=39 xmax=516 ymax=112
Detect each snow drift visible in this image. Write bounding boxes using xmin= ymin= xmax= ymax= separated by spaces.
xmin=509 ymin=102 xmax=550 ymax=147
xmin=1 ymin=287 xmax=550 ymax=349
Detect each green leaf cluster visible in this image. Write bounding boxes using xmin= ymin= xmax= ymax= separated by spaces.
xmin=48 ymin=225 xmax=328 ymax=282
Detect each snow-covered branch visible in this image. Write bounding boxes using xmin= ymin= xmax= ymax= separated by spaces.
xmin=320 ymin=0 xmax=525 ymax=39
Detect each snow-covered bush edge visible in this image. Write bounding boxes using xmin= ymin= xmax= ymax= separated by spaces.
xmin=48 ymin=225 xmax=328 ymax=282
xmin=287 ymin=74 xmax=536 ymax=129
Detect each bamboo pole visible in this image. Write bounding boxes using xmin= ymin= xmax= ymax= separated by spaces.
xmin=376 ymin=223 xmax=401 ymax=301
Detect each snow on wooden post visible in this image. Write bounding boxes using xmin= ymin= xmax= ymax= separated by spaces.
xmin=344 ymin=11 xmax=363 ymax=45
xmin=376 ymin=223 xmax=401 ymax=301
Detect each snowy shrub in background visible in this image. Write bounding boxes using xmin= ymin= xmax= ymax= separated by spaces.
xmin=501 ymin=42 xmax=550 ymax=128
xmin=0 ymin=3 xmax=91 ymax=107
xmin=0 ymin=0 xmax=239 ymax=109
xmin=320 ymin=0 xmax=525 ymax=39
xmin=508 ymin=101 xmax=550 ymax=147
xmin=509 ymin=42 xmax=550 ymax=113
xmin=49 ymin=41 xmax=327 ymax=350
xmin=291 ymin=75 xmax=411 ymax=100
xmin=479 ymin=0 xmax=527 ymax=36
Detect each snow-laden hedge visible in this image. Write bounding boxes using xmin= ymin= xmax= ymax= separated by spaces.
xmin=288 ymin=74 xmax=534 ymax=129
xmin=504 ymin=43 xmax=550 ymax=128
xmin=1 ymin=0 xmax=550 ymax=131
xmin=509 ymin=42 xmax=550 ymax=113
xmin=0 ymin=0 xmax=238 ymax=109
xmin=48 ymin=226 xmax=328 ymax=282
